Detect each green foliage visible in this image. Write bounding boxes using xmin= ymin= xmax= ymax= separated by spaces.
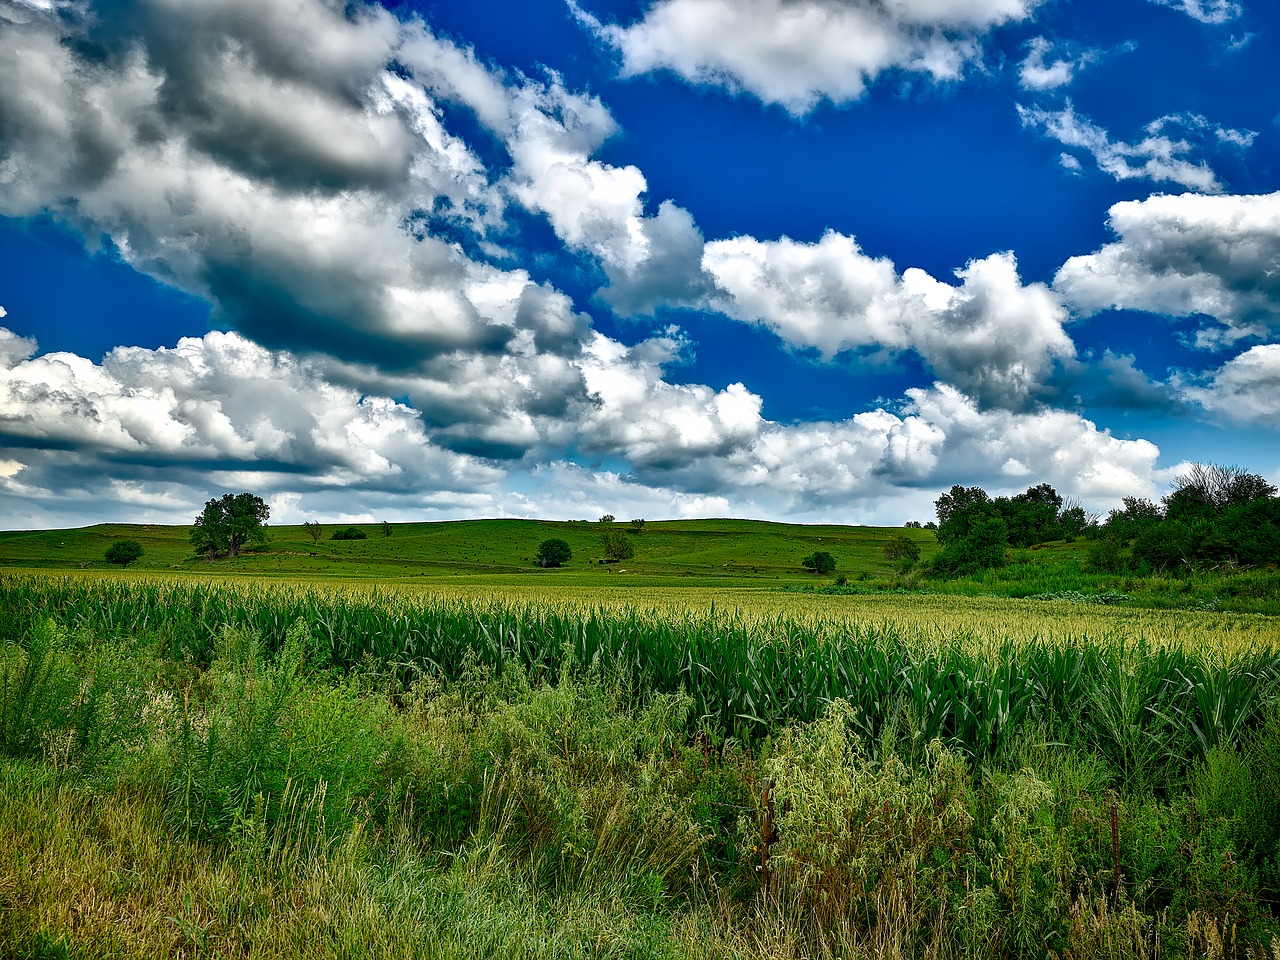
xmin=883 ymin=534 xmax=921 ymax=571
xmin=996 ymin=482 xmax=1064 ymax=548
xmin=6 ymin=597 xmax=1280 ymax=958
xmin=599 ymin=530 xmax=634 ymax=563
xmin=931 ymin=514 xmax=1008 ymax=576
xmin=628 ymin=518 xmax=646 ymax=534
xmin=765 ymin=702 xmax=973 ymax=940
xmin=103 ymin=539 xmax=143 ymax=567
xmin=189 ymin=492 xmax=270 ymax=559
xmin=302 ymin=520 xmax=321 ymax=544
xmin=935 ymin=484 xmax=997 ymax=545
xmin=1086 ymin=537 xmax=1127 ymax=573
xmin=800 ymin=550 xmax=836 ymax=575
xmin=535 ymin=538 xmax=572 ymax=568
xmin=331 ymin=526 xmax=367 ymax=541
xmin=0 ymin=620 xmax=149 ymax=772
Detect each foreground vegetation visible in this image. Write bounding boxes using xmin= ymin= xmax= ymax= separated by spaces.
xmin=3 ymin=574 xmax=1280 ymax=958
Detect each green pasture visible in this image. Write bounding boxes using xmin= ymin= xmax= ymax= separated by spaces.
xmin=0 ymin=516 xmax=946 ymax=583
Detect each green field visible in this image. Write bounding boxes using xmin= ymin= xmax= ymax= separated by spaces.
xmin=5 ymin=514 xmax=1279 ymax=617
xmin=3 ymin=520 xmax=1280 ymax=958
xmin=0 ymin=516 xmax=943 ymax=584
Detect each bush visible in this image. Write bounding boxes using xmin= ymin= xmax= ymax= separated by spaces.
xmin=884 ymin=534 xmax=921 ymax=571
xmin=331 ymin=527 xmax=367 ymax=541
xmin=801 ymin=551 xmax=836 ymax=575
xmin=535 ymin=539 xmax=572 ymax=568
xmin=599 ymin=530 xmax=634 ymax=563
xmin=1085 ymin=537 xmax=1127 ymax=574
xmin=104 ymin=540 xmax=144 ymax=567
xmin=930 ymin=515 xmax=1007 ymax=576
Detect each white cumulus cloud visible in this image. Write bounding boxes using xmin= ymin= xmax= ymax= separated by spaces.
xmin=703 ymin=231 xmax=1075 ymax=407
xmin=1055 ymin=191 xmax=1280 ymax=345
xmin=1180 ymin=344 xmax=1280 ymax=425
xmin=573 ymin=0 xmax=1040 ymax=115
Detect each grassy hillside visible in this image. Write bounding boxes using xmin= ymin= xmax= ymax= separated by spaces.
xmin=0 ymin=517 xmax=945 ymax=583
xmin=3 ymin=516 xmax=1278 ymax=614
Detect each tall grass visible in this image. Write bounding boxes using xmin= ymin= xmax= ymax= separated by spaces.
xmin=3 ymin=575 xmax=1280 ymax=958
xmin=3 ymin=574 xmax=1278 ymax=763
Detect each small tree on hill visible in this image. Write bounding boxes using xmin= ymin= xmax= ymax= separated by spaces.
xmin=190 ymin=492 xmax=270 ymax=560
xmin=598 ymin=514 xmax=615 ymax=524
xmin=801 ymin=551 xmax=836 ymax=575
xmin=600 ymin=530 xmax=634 ymax=563
xmin=629 ymin=518 xmax=646 ymax=534
xmin=104 ymin=540 xmax=143 ymax=568
xmin=381 ymin=520 xmax=392 ymax=538
xmin=303 ymin=521 xmax=322 ymax=545
xmin=883 ymin=535 xmax=920 ymax=572
xmin=536 ymin=538 xmax=572 ymax=568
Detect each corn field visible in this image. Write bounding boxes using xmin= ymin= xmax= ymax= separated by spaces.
xmin=4 ymin=572 xmax=1278 ymax=764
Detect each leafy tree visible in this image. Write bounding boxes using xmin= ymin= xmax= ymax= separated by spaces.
xmin=629 ymin=518 xmax=646 ymax=534
xmin=994 ymin=483 xmax=1065 ymax=547
xmin=599 ymin=530 xmax=634 ymax=563
xmin=1103 ymin=496 xmax=1162 ymax=542
xmin=190 ymin=493 xmax=270 ymax=560
xmin=303 ymin=521 xmax=322 ymax=545
xmin=535 ymin=538 xmax=572 ymax=568
xmin=935 ymin=485 xmax=998 ymax=545
xmin=598 ymin=514 xmax=616 ymax=524
xmin=1164 ymin=463 xmax=1277 ymax=522
xmin=801 ymin=551 xmax=837 ymax=575
xmin=104 ymin=540 xmax=143 ymax=567
xmin=883 ymin=535 xmax=920 ymax=572
xmin=1132 ymin=520 xmax=1197 ymax=573
xmin=930 ymin=515 xmax=1008 ymax=576
xmin=1057 ymin=499 xmax=1097 ymax=541
xmin=331 ymin=527 xmax=367 ymax=541
xmin=903 ymin=520 xmax=923 ymax=528
xmin=1212 ymin=498 xmax=1280 ymax=566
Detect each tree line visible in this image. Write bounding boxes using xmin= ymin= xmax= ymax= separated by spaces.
xmin=928 ymin=463 xmax=1279 ymax=576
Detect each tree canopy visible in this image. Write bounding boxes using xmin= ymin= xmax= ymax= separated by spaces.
xmin=190 ymin=493 xmax=269 ymax=560
xmin=801 ymin=551 xmax=836 ymax=575
xmin=104 ymin=539 xmax=143 ymax=567
xmin=599 ymin=530 xmax=634 ymax=563
xmin=536 ymin=538 xmax=572 ymax=568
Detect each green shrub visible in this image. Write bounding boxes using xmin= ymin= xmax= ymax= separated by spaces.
xmin=104 ymin=540 xmax=144 ymax=567
xmin=1086 ymin=537 xmax=1127 ymax=574
xmin=535 ymin=538 xmax=572 ymax=568
xmin=331 ymin=527 xmax=367 ymax=541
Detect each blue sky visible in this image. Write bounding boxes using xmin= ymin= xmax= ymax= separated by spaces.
xmin=0 ymin=0 xmax=1277 ymax=529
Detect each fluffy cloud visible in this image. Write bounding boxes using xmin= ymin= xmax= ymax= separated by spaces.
xmin=1180 ymin=344 xmax=1280 ymax=425
xmin=1017 ymin=103 xmax=1252 ymax=192
xmin=703 ymin=232 xmax=1075 ymax=407
xmin=398 ymin=33 xmax=709 ymax=315
xmin=0 ymin=327 xmax=499 ymax=488
xmin=1055 ymin=191 xmax=1280 ymax=345
xmin=1018 ymin=37 xmax=1094 ymax=90
xmin=0 ymin=0 xmax=564 ymax=367
xmin=573 ymin=0 xmax=1040 ymax=114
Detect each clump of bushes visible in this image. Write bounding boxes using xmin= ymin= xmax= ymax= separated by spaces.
xmin=331 ymin=527 xmax=367 ymax=541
